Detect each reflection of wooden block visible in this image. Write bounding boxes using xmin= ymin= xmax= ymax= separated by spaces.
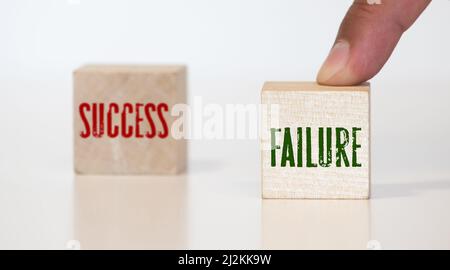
xmin=74 ymin=65 xmax=187 ymax=174
xmin=262 ymin=200 xmax=370 ymax=249
xmin=75 ymin=175 xmax=187 ymax=249
xmin=261 ymin=82 xmax=370 ymax=199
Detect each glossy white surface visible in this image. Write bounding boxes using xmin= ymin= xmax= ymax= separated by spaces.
xmin=1 ymin=0 xmax=450 ymax=250
xmin=1 ymin=137 xmax=450 ymax=250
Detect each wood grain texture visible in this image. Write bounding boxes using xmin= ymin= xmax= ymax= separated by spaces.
xmin=74 ymin=65 xmax=187 ymax=175
xmin=261 ymin=82 xmax=370 ymax=199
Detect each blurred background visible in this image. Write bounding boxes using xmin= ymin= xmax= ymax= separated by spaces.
xmin=0 ymin=0 xmax=449 ymax=249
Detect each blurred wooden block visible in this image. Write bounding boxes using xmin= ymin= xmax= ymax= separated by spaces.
xmin=261 ymin=82 xmax=370 ymax=199
xmin=74 ymin=65 xmax=187 ymax=174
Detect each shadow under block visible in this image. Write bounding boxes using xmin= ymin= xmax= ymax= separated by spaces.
xmin=74 ymin=65 xmax=187 ymax=174
xmin=261 ymin=82 xmax=370 ymax=199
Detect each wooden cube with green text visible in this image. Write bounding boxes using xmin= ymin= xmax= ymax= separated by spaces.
xmin=261 ymin=82 xmax=370 ymax=199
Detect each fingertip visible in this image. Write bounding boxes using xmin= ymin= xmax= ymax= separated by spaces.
xmin=317 ymin=0 xmax=430 ymax=86
xmin=316 ymin=40 xmax=350 ymax=84
xmin=316 ymin=40 xmax=363 ymax=86
xmin=316 ymin=70 xmax=365 ymax=86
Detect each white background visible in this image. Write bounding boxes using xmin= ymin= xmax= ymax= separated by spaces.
xmin=0 ymin=0 xmax=449 ymax=249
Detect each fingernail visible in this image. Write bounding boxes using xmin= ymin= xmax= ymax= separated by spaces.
xmin=317 ymin=40 xmax=350 ymax=84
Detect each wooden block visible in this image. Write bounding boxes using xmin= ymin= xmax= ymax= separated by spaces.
xmin=74 ymin=65 xmax=187 ymax=174
xmin=261 ymin=82 xmax=370 ymax=199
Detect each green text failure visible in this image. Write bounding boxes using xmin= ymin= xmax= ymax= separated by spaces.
xmin=270 ymin=127 xmax=362 ymax=168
